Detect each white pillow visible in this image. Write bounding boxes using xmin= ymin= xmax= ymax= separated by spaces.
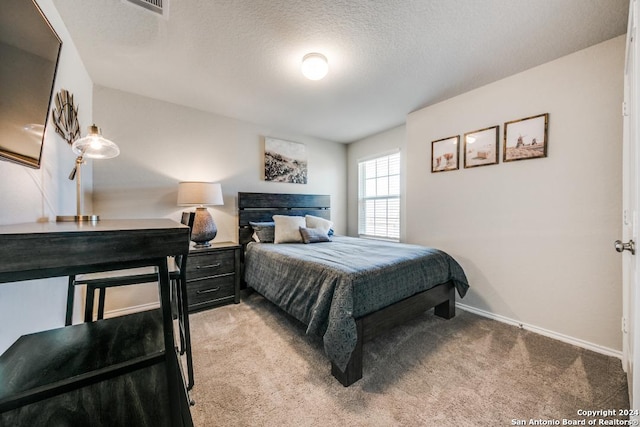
xmin=305 ymin=215 xmax=333 ymax=234
xmin=273 ymin=215 xmax=306 ymax=243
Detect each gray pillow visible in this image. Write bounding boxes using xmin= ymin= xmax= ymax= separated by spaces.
xmin=299 ymin=227 xmax=332 ymax=244
xmin=249 ymin=221 xmax=275 ymax=243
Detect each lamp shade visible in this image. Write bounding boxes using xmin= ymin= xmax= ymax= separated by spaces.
xmin=177 ymin=182 xmax=224 ymax=206
xmin=72 ymin=124 xmax=120 ymax=159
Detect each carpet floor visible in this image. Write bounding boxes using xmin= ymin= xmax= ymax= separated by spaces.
xmin=187 ymin=292 xmax=629 ymax=426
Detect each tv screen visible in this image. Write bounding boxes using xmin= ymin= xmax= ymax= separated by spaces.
xmin=0 ymin=0 xmax=62 ymax=168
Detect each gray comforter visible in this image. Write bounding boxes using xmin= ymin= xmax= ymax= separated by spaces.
xmin=244 ymin=235 xmax=469 ymax=372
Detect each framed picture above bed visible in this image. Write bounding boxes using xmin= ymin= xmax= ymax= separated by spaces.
xmin=264 ymin=137 xmax=308 ymax=184
xmin=463 ymin=125 xmax=499 ymax=169
xmin=503 ymin=113 xmax=549 ymax=162
xmin=431 ymin=135 xmax=459 ymax=173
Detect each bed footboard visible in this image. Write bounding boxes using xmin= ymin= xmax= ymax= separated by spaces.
xmin=331 ymin=281 xmax=456 ymax=387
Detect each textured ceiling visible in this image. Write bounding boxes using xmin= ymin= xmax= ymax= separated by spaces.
xmin=51 ymin=0 xmax=629 ymax=143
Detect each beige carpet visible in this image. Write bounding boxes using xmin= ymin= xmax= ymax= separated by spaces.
xmin=187 ymin=292 xmax=629 ymax=426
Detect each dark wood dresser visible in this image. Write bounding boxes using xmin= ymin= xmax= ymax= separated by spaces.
xmin=186 ymin=242 xmax=241 ymax=312
xmin=0 ymin=219 xmax=193 ymax=426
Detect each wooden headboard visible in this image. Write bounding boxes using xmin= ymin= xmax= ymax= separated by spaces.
xmin=238 ymin=192 xmax=331 ymax=247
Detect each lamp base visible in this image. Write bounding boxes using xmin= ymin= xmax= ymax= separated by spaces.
xmin=56 ymin=215 xmax=100 ymax=223
xmin=193 ymin=241 xmax=212 ymax=248
xmin=191 ymin=207 xmax=217 ymax=247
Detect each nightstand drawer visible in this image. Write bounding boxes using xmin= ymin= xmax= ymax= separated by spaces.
xmin=185 ymin=242 xmax=240 ymax=312
xmin=186 ymin=251 xmax=235 ymax=279
xmin=187 ymin=275 xmax=235 ymax=308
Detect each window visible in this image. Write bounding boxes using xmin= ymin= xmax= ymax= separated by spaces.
xmin=358 ymin=151 xmax=400 ymax=240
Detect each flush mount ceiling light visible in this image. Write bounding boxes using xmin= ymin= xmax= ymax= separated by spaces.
xmin=301 ymin=53 xmax=328 ymax=80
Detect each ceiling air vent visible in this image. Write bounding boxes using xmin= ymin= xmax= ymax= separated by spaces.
xmin=124 ymin=0 xmax=166 ymax=16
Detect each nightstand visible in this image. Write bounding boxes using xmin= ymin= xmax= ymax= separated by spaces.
xmin=185 ymin=242 xmax=241 ymax=312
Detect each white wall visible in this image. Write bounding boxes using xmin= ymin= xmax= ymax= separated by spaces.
xmin=92 ymin=86 xmax=348 ymax=313
xmin=0 ymin=0 xmax=93 ymax=353
xmin=406 ymin=36 xmax=625 ymax=353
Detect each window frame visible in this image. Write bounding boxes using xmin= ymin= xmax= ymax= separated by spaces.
xmin=357 ymin=150 xmax=401 ymax=241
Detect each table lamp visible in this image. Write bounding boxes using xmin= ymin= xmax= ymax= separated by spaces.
xmin=56 ymin=124 xmax=120 ymax=222
xmin=177 ymin=181 xmax=224 ymax=247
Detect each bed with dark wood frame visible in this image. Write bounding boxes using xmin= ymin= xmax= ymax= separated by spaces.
xmin=238 ymin=192 xmax=457 ymax=386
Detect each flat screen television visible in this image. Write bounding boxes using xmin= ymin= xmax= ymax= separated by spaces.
xmin=0 ymin=0 xmax=62 ymax=168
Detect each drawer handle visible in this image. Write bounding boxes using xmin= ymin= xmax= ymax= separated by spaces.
xmin=196 ymin=263 xmax=221 ymax=270
xmin=196 ymin=287 xmax=220 ymax=295
xmin=189 ymin=272 xmax=235 ymax=283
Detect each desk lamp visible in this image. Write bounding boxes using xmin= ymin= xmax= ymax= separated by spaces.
xmin=56 ymin=125 xmax=119 ymax=222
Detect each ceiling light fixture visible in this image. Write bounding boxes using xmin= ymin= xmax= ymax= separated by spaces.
xmin=301 ymin=53 xmax=328 ymax=80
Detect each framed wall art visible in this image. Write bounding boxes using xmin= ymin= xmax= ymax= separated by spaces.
xmin=464 ymin=125 xmax=499 ymax=168
xmin=503 ymin=113 xmax=549 ymax=162
xmin=431 ymin=135 xmax=459 ymax=173
xmin=264 ymin=137 xmax=308 ymax=184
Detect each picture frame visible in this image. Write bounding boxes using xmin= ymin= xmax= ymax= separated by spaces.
xmin=463 ymin=125 xmax=499 ymax=168
xmin=503 ymin=113 xmax=549 ymax=162
xmin=264 ymin=137 xmax=308 ymax=184
xmin=431 ymin=135 xmax=460 ymax=173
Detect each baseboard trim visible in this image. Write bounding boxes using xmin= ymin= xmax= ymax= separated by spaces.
xmin=456 ymin=303 xmax=623 ymax=360
xmin=103 ymin=301 xmax=160 ymax=319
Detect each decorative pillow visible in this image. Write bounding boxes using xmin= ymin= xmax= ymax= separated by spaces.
xmin=273 ymin=215 xmax=306 ymax=243
xmin=299 ymin=227 xmax=332 ymax=244
xmin=249 ymin=221 xmax=275 ymax=243
xmin=305 ymin=215 xmax=333 ymax=234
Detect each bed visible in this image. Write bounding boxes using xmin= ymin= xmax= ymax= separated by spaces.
xmin=238 ymin=192 xmax=469 ymax=386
